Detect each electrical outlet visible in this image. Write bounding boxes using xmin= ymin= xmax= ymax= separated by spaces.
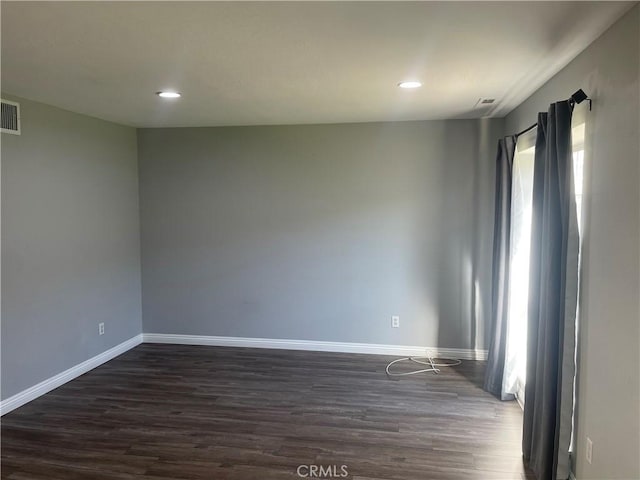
xmin=391 ymin=316 xmax=400 ymax=328
xmin=99 ymin=322 xmax=105 ymax=336
xmin=586 ymin=437 xmax=593 ymax=464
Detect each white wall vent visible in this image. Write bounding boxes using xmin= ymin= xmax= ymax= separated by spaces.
xmin=1 ymin=99 xmax=21 ymax=135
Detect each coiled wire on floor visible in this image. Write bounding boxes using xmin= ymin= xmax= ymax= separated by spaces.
xmin=385 ymin=356 xmax=462 ymax=376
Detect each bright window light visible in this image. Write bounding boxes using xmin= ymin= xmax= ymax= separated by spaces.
xmin=504 ymin=136 xmax=536 ymax=405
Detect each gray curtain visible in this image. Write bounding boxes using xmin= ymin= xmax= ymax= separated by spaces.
xmin=523 ymin=101 xmax=579 ymax=480
xmin=483 ymin=135 xmax=517 ymax=400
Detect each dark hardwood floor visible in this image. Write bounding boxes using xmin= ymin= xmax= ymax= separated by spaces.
xmin=1 ymin=344 xmax=533 ymax=480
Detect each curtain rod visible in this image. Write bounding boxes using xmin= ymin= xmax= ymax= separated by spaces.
xmin=515 ymin=122 xmax=537 ymax=139
xmin=513 ymin=89 xmax=591 ymax=139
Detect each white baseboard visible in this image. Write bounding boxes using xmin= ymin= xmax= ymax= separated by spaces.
xmin=142 ymin=333 xmax=488 ymax=361
xmin=0 ymin=334 xmax=143 ymax=416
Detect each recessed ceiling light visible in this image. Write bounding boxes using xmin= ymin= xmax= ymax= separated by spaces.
xmin=156 ymin=91 xmax=181 ymax=98
xmin=398 ymin=81 xmax=422 ymax=89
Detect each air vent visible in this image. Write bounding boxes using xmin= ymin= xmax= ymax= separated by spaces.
xmin=1 ymin=99 xmax=21 ymax=135
xmin=480 ymin=98 xmax=495 ymax=104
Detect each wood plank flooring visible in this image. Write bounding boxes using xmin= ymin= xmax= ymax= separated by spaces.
xmin=1 ymin=344 xmax=533 ymax=479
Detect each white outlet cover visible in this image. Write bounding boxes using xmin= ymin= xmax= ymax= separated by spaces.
xmin=391 ymin=316 xmax=400 ymax=328
xmin=586 ymin=437 xmax=593 ymax=464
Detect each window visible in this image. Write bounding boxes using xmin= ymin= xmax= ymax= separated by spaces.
xmin=504 ymin=119 xmax=585 ymax=409
xmin=572 ymin=122 xmax=585 ymax=234
xmin=503 ymin=129 xmax=536 ymax=405
xmin=569 ymin=117 xmax=586 ymax=455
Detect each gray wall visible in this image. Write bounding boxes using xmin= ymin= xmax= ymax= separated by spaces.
xmin=505 ymin=5 xmax=640 ymax=479
xmin=138 ymin=119 xmax=502 ymax=351
xmin=1 ymin=95 xmax=142 ymax=400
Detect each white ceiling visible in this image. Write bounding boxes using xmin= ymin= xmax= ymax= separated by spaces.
xmin=1 ymin=1 xmax=634 ymax=127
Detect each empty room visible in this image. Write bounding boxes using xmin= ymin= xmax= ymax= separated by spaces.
xmin=1 ymin=2 xmax=639 ymax=480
